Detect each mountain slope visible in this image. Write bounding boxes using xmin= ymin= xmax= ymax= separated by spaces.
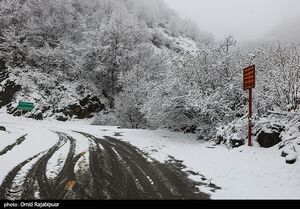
xmin=0 ymin=0 xmax=207 ymax=121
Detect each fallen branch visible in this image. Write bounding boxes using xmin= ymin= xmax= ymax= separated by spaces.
xmin=268 ymin=110 xmax=288 ymax=116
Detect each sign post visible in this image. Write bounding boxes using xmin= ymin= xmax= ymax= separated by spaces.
xmin=243 ymin=65 xmax=256 ymax=146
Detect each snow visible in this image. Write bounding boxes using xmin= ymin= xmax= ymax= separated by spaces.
xmin=0 ymin=111 xmax=60 ymax=184
xmin=1 ymin=110 xmax=300 ymax=199
xmin=286 ymin=152 xmax=297 ymax=161
xmin=67 ymin=131 xmax=90 ymax=155
xmin=12 ymin=155 xmax=42 ymax=191
xmin=87 ymin=128 xmax=300 ymax=199
xmin=170 ymin=35 xmax=198 ymax=54
xmin=6 ymin=66 xmax=100 ymax=121
xmin=0 ymin=129 xmax=58 ymax=184
xmin=0 ymin=130 xmax=26 ymax=151
xmin=46 ymin=140 xmax=69 ymax=180
xmin=74 ymin=151 xmax=89 ymax=173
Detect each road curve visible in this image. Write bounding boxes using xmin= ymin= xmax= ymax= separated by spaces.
xmin=0 ymin=131 xmax=211 ymax=200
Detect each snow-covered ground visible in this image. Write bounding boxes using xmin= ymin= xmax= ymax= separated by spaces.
xmin=1 ymin=110 xmax=299 ymax=199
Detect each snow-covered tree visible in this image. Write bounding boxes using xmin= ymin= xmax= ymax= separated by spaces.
xmin=6 ymin=0 xmax=299 ymax=142
xmin=115 ymin=44 xmax=169 ymax=128
xmin=0 ymin=0 xmax=29 ymax=66
xmin=254 ymin=43 xmax=300 ymax=113
xmin=141 ymin=36 xmax=247 ymax=138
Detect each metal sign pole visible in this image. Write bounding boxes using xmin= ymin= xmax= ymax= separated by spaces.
xmin=243 ymin=65 xmax=255 ymax=147
xmin=248 ymin=88 xmax=252 ymax=146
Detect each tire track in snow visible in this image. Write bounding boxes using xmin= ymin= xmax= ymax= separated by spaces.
xmin=75 ymin=132 xmax=210 ymax=199
xmin=21 ymin=133 xmax=67 ymax=199
xmin=1 ymin=130 xmax=211 ymax=200
xmin=0 ymin=151 xmax=43 ymax=199
xmin=0 ymin=134 xmax=27 ymax=156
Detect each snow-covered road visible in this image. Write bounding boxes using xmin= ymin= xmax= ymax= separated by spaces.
xmin=1 ymin=112 xmax=300 ymax=199
xmin=0 ymin=114 xmax=211 ymax=200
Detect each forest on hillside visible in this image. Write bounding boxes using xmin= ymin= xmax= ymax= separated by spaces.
xmin=0 ymin=0 xmax=299 ymax=141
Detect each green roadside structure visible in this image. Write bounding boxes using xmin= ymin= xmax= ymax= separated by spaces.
xmin=17 ymin=101 xmax=34 ymax=111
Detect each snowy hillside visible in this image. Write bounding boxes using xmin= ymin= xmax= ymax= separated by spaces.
xmin=2 ymin=66 xmax=105 ymax=120
xmin=1 ymin=0 xmax=299 ymax=144
xmin=0 ymin=0 xmax=208 ymax=122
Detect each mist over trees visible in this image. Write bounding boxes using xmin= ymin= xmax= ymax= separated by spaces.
xmin=265 ymin=17 xmax=300 ymax=44
xmin=0 ymin=0 xmax=299 ymax=139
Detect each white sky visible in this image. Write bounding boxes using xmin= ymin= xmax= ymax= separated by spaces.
xmin=163 ymin=0 xmax=300 ymax=42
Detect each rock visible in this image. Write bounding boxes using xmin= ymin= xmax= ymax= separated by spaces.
xmin=215 ymin=135 xmax=227 ymax=145
xmin=230 ymin=139 xmax=244 ymax=148
xmin=0 ymin=126 xmax=6 ymax=131
xmin=13 ymin=95 xmax=106 ymax=121
xmin=257 ymin=131 xmax=282 ymax=148
xmin=28 ymin=112 xmax=43 ymax=120
xmin=56 ymin=116 xmax=68 ymax=122
xmin=286 ymin=152 xmax=297 ymax=164
xmin=281 ymin=147 xmax=289 ymax=157
xmin=58 ymin=95 xmax=105 ymax=120
xmin=229 ymin=133 xmax=244 ymax=148
xmin=281 ymin=146 xmax=296 ymax=158
xmin=286 ymin=158 xmax=297 ymax=164
xmin=34 ymin=112 xmax=43 ymax=120
xmin=281 ymin=150 xmax=289 ymax=157
xmin=278 ymin=142 xmax=285 ymax=150
xmin=0 ymin=60 xmax=21 ymax=109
